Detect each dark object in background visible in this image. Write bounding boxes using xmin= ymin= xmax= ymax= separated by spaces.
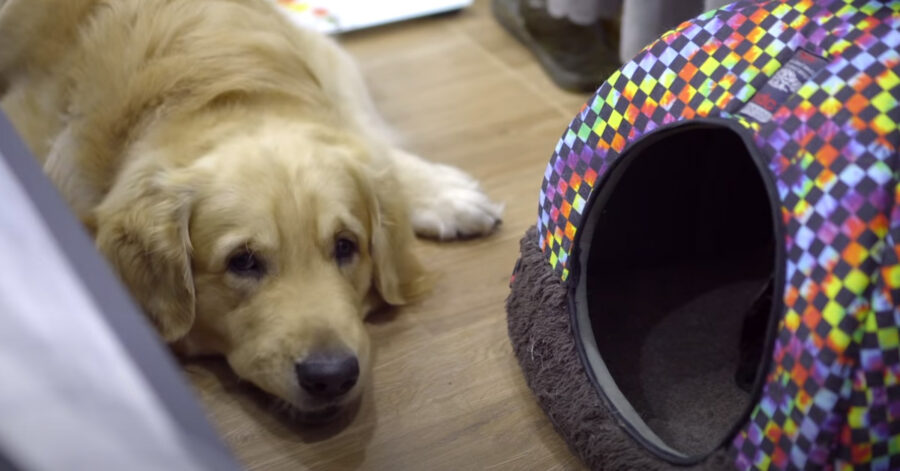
xmin=491 ymin=0 xmax=620 ymax=92
xmin=735 ymin=274 xmax=774 ymax=393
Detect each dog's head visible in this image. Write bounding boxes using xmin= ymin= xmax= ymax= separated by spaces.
xmin=94 ymin=119 xmax=426 ymax=422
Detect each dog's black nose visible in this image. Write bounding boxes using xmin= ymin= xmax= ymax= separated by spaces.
xmin=295 ymin=352 xmax=359 ymax=398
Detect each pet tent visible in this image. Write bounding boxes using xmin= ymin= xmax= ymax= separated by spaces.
xmin=507 ymin=1 xmax=900 ymax=469
xmin=0 ymin=112 xmax=242 ymax=471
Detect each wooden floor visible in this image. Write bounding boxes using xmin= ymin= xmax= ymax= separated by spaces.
xmin=185 ymin=2 xmax=591 ymax=469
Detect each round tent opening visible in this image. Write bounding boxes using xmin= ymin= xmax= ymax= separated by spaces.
xmin=572 ymin=123 xmax=782 ymax=462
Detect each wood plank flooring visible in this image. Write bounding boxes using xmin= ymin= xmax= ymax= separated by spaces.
xmin=185 ymin=2 xmax=591 ymax=469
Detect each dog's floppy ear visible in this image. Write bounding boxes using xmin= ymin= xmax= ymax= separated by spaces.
xmin=94 ymin=162 xmax=195 ymax=342
xmin=367 ymin=172 xmax=429 ymax=306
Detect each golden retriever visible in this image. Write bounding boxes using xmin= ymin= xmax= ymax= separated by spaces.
xmin=0 ymin=0 xmax=502 ymax=422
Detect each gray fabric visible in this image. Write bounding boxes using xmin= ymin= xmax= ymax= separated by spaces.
xmin=620 ymin=0 xmax=734 ymax=60
xmin=536 ymin=0 xmax=738 ymax=60
xmin=0 ymin=112 xmax=241 ymax=471
xmin=620 ymin=0 xmax=703 ymax=60
xmin=546 ymin=0 xmax=621 ymax=24
xmin=507 ymin=226 xmax=737 ymax=470
xmin=705 ymin=0 xmax=735 ymax=10
xmin=0 ymin=450 xmax=19 ymax=471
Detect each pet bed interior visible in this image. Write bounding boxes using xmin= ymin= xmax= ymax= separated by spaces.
xmin=572 ymin=124 xmax=780 ymax=460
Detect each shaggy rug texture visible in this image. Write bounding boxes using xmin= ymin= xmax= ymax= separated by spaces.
xmin=507 ymin=226 xmax=746 ymax=470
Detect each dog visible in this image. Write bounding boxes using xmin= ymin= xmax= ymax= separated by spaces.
xmin=0 ymin=0 xmax=502 ymax=422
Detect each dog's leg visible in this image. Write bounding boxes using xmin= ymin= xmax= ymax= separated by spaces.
xmin=390 ymin=148 xmax=503 ymax=240
xmin=287 ymin=25 xmax=503 ymax=239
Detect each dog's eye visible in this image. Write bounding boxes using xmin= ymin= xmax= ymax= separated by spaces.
xmin=334 ymin=237 xmax=358 ymax=265
xmin=227 ymin=250 xmax=265 ymax=278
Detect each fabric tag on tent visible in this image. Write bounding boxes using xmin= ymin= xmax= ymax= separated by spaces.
xmin=738 ymin=48 xmax=827 ymax=123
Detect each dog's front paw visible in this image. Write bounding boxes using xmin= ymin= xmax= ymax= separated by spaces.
xmin=410 ymin=164 xmax=503 ymax=240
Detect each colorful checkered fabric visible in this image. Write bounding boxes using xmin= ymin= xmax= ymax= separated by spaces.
xmin=537 ymin=0 xmax=900 ymax=469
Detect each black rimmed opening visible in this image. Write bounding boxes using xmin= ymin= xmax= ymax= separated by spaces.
xmin=571 ymin=122 xmax=782 ymax=462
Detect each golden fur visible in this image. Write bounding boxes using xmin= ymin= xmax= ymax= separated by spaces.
xmin=0 ymin=0 xmax=501 ymax=420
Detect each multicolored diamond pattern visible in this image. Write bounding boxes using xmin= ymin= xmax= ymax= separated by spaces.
xmin=537 ymin=0 xmax=900 ymax=468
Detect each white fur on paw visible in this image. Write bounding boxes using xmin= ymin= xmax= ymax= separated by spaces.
xmin=410 ymin=165 xmax=504 ymax=240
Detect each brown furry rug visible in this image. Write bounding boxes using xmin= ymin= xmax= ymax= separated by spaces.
xmin=506 ymin=226 xmax=741 ymax=470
